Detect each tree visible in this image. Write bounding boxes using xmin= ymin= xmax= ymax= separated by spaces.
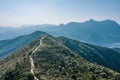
xmin=27 ymin=73 xmax=34 ymax=80
xmin=71 ymin=74 xmax=77 ymax=80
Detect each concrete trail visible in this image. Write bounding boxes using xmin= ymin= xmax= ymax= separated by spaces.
xmin=29 ymin=37 xmax=44 ymax=80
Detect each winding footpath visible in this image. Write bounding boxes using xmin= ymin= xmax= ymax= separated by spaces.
xmin=29 ymin=37 xmax=44 ymax=80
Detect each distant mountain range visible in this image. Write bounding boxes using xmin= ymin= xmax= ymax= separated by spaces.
xmin=112 ymin=48 xmax=120 ymax=53
xmin=1 ymin=19 xmax=120 ymax=79
xmin=0 ymin=34 xmax=120 ymax=80
xmin=0 ymin=19 xmax=120 ymax=48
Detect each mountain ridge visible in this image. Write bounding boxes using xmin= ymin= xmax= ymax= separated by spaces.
xmin=1 ymin=31 xmax=120 ymax=73
xmin=56 ymin=36 xmax=120 ymax=73
xmin=0 ymin=19 xmax=120 ymax=48
xmin=0 ymin=31 xmax=47 ymax=58
xmin=0 ymin=34 xmax=120 ymax=80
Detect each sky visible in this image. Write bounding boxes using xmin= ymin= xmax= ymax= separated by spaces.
xmin=0 ymin=0 xmax=120 ymax=27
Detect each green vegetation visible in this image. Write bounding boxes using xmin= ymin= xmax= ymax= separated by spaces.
xmin=0 ymin=31 xmax=47 ymax=58
xmin=56 ymin=36 xmax=120 ymax=73
xmin=0 ymin=35 xmax=120 ymax=80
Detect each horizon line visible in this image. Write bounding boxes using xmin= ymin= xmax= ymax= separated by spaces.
xmin=0 ymin=19 xmax=119 ymax=28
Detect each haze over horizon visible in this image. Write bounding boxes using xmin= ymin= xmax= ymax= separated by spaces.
xmin=0 ymin=0 xmax=120 ymax=27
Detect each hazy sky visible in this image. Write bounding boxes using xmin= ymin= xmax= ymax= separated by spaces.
xmin=0 ymin=0 xmax=120 ymax=27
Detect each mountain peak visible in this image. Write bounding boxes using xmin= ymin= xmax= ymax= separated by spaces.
xmin=59 ymin=23 xmax=65 ymax=26
xmin=30 ymin=31 xmax=47 ymax=35
xmin=85 ymin=19 xmax=119 ymax=24
xmin=102 ymin=19 xmax=119 ymax=25
xmin=89 ymin=19 xmax=96 ymax=22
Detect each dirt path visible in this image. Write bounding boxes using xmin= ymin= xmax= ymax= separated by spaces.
xmin=29 ymin=37 xmax=44 ymax=80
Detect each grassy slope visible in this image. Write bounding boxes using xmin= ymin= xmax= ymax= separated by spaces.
xmin=0 ymin=31 xmax=47 ymax=58
xmin=56 ymin=36 xmax=120 ymax=73
xmin=0 ymin=35 xmax=120 ymax=80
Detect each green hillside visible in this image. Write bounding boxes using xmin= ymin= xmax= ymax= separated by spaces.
xmin=0 ymin=35 xmax=120 ymax=80
xmin=0 ymin=31 xmax=47 ymax=58
xmin=56 ymin=36 xmax=120 ymax=73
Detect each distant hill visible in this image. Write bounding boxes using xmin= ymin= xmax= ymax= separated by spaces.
xmin=112 ymin=48 xmax=120 ymax=53
xmin=0 ymin=19 xmax=120 ymax=47
xmin=0 ymin=31 xmax=47 ymax=58
xmin=56 ymin=36 xmax=120 ymax=73
xmin=60 ymin=19 xmax=120 ymax=47
xmin=0 ymin=35 xmax=120 ymax=80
